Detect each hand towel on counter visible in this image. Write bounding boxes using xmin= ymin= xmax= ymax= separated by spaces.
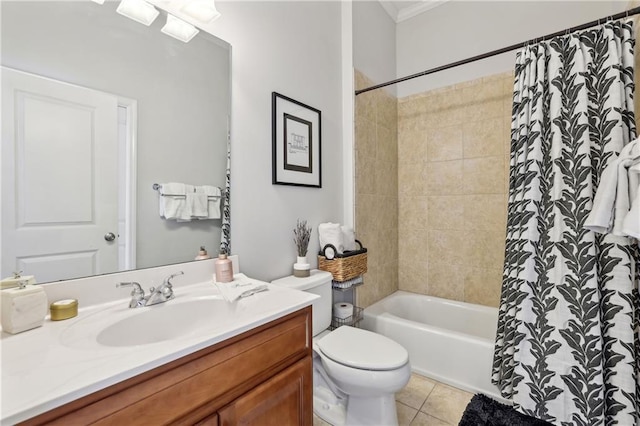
xmin=158 ymin=182 xmax=188 ymax=220
xmin=585 ymin=139 xmax=639 ymax=236
xmin=202 ymin=185 xmax=222 ymax=219
xmin=214 ymin=275 xmax=268 ymax=302
xmin=319 ymin=222 xmax=344 ymax=256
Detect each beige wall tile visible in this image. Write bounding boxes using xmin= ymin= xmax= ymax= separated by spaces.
xmin=355 ymin=150 xmax=376 ymax=195
xmin=428 ymin=125 xmax=463 ymax=161
xmin=463 ymin=156 xmax=505 ymax=194
xmin=399 ymin=228 xmax=429 ymax=265
xmin=463 ymin=117 xmax=504 ymax=158
xmin=463 ymin=194 xmax=507 ymax=233
xmin=355 ymin=117 xmax=376 ymax=160
xmin=465 ymin=265 xmax=502 ymax=307
xmin=427 ymin=230 xmax=465 ymax=267
xmin=463 ymin=229 xmax=506 ymax=269
xmin=376 ymin=158 xmax=399 ymax=197
xmin=399 ymin=163 xmax=427 ymax=196
xmin=399 ymin=195 xmax=429 ymax=231
xmin=464 ymin=98 xmax=504 ymax=122
xmin=426 ymin=160 xmax=463 ymax=195
xmin=427 ymin=262 xmax=464 ymax=301
xmin=398 ymin=117 xmax=429 ymax=164
xmin=378 ymin=125 xmax=398 ymax=164
xmin=427 ymin=195 xmax=464 ymax=231
xmin=398 ymin=261 xmax=429 ymax=294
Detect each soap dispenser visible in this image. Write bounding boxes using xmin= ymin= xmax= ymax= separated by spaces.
xmin=195 ymin=246 xmax=211 ymax=260
xmin=1 ymin=280 xmax=48 ymax=334
xmin=214 ymin=251 xmax=233 ymax=283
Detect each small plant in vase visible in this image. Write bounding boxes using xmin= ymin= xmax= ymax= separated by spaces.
xmin=293 ymin=219 xmax=312 ymax=278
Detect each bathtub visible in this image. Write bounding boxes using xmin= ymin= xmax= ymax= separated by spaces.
xmin=361 ymin=291 xmax=505 ymax=402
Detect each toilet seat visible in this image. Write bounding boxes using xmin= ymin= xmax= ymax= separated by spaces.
xmin=316 ymin=326 xmax=408 ymax=371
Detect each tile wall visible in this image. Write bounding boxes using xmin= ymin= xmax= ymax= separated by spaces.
xmin=396 ymin=72 xmax=513 ymax=307
xmin=354 ymin=70 xmax=399 ymax=308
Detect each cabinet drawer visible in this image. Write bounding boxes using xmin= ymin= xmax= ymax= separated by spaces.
xmin=23 ymin=307 xmax=311 ymax=426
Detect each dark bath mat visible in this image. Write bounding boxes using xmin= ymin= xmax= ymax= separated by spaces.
xmin=459 ymin=394 xmax=553 ymax=426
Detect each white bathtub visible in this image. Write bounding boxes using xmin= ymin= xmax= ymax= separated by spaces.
xmin=361 ymin=291 xmax=505 ymax=401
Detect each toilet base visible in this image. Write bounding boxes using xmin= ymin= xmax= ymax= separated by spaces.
xmin=345 ymin=395 xmax=398 ymax=426
xmin=314 ymin=385 xmax=346 ymax=426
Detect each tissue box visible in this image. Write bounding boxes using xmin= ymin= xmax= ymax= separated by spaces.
xmin=1 ymin=285 xmax=48 ymax=334
xmin=1 ymin=275 xmax=36 ymax=289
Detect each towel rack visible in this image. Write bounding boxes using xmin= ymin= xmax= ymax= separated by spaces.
xmin=152 ymin=183 xmax=223 ymax=199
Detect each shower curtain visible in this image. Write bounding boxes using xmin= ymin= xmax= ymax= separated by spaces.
xmin=492 ymin=20 xmax=640 ymax=426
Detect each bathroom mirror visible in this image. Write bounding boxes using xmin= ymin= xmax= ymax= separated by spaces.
xmin=1 ymin=1 xmax=231 ymax=284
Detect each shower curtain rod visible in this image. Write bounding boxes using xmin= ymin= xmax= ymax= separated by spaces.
xmin=355 ymin=5 xmax=640 ymax=96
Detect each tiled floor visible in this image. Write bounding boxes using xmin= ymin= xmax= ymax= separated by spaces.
xmin=313 ymin=373 xmax=474 ymax=426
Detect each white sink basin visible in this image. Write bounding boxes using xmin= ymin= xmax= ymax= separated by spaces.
xmin=96 ymin=298 xmax=231 ymax=347
xmin=61 ymin=295 xmax=239 ymax=348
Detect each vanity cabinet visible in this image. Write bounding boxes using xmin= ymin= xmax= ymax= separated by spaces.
xmin=21 ymin=307 xmax=312 ymax=426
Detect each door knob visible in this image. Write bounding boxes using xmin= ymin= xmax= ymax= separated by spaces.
xmin=104 ymin=232 xmax=116 ymax=242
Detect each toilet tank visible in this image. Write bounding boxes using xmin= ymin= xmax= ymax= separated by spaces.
xmin=271 ymin=270 xmax=333 ymax=336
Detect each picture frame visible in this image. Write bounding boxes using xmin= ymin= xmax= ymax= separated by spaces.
xmin=272 ymin=92 xmax=322 ymax=188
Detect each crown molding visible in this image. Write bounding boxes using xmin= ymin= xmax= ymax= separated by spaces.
xmin=378 ymin=0 xmax=451 ymax=23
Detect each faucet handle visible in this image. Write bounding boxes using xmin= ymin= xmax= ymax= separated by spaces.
xmin=117 ymin=282 xmax=144 ymax=296
xmin=164 ymin=271 xmax=184 ymax=285
xmin=117 ymin=282 xmax=145 ymax=308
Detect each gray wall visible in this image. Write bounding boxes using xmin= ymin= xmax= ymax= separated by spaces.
xmin=396 ymin=1 xmax=628 ymax=97
xmin=353 ymin=1 xmax=397 ymax=95
xmin=1 ymin=1 xmax=230 ymax=269
xmin=210 ymin=1 xmax=345 ymax=281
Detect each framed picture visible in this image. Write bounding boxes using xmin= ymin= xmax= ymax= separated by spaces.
xmin=272 ymin=92 xmax=321 ymax=188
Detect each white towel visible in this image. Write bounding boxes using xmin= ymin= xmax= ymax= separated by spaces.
xmin=341 ymin=226 xmax=357 ymax=251
xmin=158 ymin=182 xmax=188 ymax=220
xmin=215 ymin=276 xmax=268 ymax=302
xmin=621 ymin=163 xmax=640 ymax=239
xmin=190 ymin=186 xmax=209 ymax=219
xmin=585 ymin=139 xmax=639 ymax=236
xmin=319 ymin=222 xmax=344 ymax=256
xmin=202 ymin=185 xmax=221 ymax=219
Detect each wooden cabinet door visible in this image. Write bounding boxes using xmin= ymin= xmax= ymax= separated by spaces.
xmin=218 ymin=357 xmax=312 ymax=426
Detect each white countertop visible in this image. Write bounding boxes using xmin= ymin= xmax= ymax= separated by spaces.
xmin=0 ymin=274 xmax=316 ymax=424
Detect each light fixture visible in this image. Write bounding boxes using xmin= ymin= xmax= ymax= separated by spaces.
xmin=181 ymin=0 xmax=221 ymax=24
xmin=116 ymin=0 xmax=159 ymax=26
xmin=91 ymin=0 xmax=106 ymax=4
xmin=161 ymin=14 xmax=199 ymax=43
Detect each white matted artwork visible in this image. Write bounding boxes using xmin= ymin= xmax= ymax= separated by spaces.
xmin=272 ymin=92 xmax=321 ymax=187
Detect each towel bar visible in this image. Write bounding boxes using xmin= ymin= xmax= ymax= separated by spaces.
xmin=152 ymin=183 xmax=223 ymax=199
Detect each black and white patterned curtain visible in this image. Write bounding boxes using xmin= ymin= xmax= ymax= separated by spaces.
xmin=220 ymin=131 xmax=231 ymax=254
xmin=492 ymin=20 xmax=640 ymax=426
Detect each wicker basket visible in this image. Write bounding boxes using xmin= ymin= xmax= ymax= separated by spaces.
xmin=318 ymin=240 xmax=367 ymax=282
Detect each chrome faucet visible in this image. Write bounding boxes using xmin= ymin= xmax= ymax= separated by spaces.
xmin=117 ymin=271 xmax=184 ymax=308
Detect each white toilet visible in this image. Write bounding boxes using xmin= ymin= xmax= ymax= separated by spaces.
xmin=271 ymin=270 xmax=411 ymax=426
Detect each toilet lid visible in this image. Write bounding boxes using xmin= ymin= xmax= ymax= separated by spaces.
xmin=316 ymin=326 xmax=408 ymax=371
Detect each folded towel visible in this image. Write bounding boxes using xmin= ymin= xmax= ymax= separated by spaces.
xmin=585 ymin=139 xmax=639 ymax=236
xmin=341 ymin=226 xmax=357 ymax=251
xmin=202 ymin=185 xmax=221 ymax=219
xmin=215 ymin=276 xmax=269 ymax=302
xmin=319 ymin=222 xmax=344 ymax=256
xmin=190 ymin=186 xmax=209 ymax=219
xmin=158 ymin=182 xmax=188 ymax=220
